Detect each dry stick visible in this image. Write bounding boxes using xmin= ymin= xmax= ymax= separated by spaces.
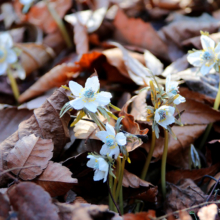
xmin=153 ymin=200 xmax=220 ymax=220
xmin=107 ymin=176 xmax=121 ymax=216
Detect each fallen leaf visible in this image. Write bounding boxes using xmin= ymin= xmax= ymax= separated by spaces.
xmin=14 ymin=0 xmax=72 ymax=34
xmin=8 ymin=182 xmax=60 ymax=220
xmin=6 ymin=134 xmax=53 ymax=180
xmin=0 ymin=107 xmax=33 ymax=143
xmin=56 ymin=202 xmax=115 ymax=220
xmin=0 ymin=88 xmax=71 ymax=186
xmin=16 ymin=43 xmax=54 ymax=77
xmin=18 ymin=63 xmax=80 ymax=103
xmin=123 ymin=210 xmax=156 ymax=220
xmin=179 ymin=210 xmax=193 ymax=220
xmin=197 ymin=204 xmax=218 ymax=220
xmin=113 ymin=8 xmax=168 ymax=60
xmin=34 ymin=161 xmax=77 ymax=197
xmin=165 ymin=179 xmax=206 ymax=212
xmin=166 ymin=163 xmax=220 ymax=184
xmin=0 ymin=193 xmax=10 ymax=219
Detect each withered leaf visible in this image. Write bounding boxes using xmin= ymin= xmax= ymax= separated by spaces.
xmin=8 ymin=182 xmax=59 ymax=220
xmin=56 ymin=202 xmax=115 ymax=220
xmin=19 ymin=63 xmax=80 ymax=103
xmin=113 ymin=8 xmax=168 ymax=60
xmin=0 ymin=193 xmax=10 ymax=219
xmin=166 ymin=162 xmax=220 ymax=184
xmin=165 ymin=179 xmax=206 ymax=212
xmin=123 ymin=210 xmax=156 ymax=220
xmin=6 ymin=134 xmax=53 ymax=180
xmin=16 ymin=43 xmax=54 ymax=77
xmin=0 ymin=107 xmax=32 ymax=143
xmin=0 ymin=88 xmax=70 ymax=186
xmin=34 ymin=161 xmax=78 ymax=197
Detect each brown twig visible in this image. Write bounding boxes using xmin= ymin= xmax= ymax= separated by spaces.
xmin=206 ymin=177 xmax=220 ymax=202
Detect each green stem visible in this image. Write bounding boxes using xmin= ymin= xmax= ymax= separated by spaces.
xmin=141 ymin=131 xmax=156 ymax=180
xmin=119 ymin=185 xmax=124 ymax=215
xmin=161 ymin=129 xmax=169 ymax=199
xmin=115 ymin=157 xmax=125 ymax=202
xmin=45 ymin=0 xmax=73 ymax=48
xmin=7 ymin=70 xmax=20 ymax=101
xmin=113 ymin=157 xmax=121 ymax=197
xmin=109 ymin=173 xmax=113 ymax=211
xmin=199 ymin=80 xmax=220 ymax=149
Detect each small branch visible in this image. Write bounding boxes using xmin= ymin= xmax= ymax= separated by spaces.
xmin=206 ymin=177 xmax=220 ymax=202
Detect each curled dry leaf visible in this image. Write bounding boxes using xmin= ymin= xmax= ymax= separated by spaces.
xmin=113 ymin=8 xmax=168 ymax=60
xmin=6 ymin=134 xmax=53 ymax=180
xmin=8 ymin=182 xmax=60 ymax=220
xmin=123 ymin=210 xmax=156 ymax=220
xmin=19 ymin=63 xmax=80 ymax=103
xmin=14 ymin=0 xmax=72 ymax=34
xmin=0 ymin=193 xmax=10 ymax=219
xmin=0 ymin=88 xmax=70 ymax=186
xmin=0 ymin=107 xmax=33 ymax=143
xmin=197 ymin=204 xmax=218 ymax=220
xmin=56 ymin=202 xmax=115 ymax=220
xmin=16 ymin=43 xmax=54 ymax=77
xmin=34 ymin=161 xmax=77 ymax=197
xmin=166 ymin=179 xmax=206 ymax=213
xmin=166 ymin=162 xmax=220 ymax=184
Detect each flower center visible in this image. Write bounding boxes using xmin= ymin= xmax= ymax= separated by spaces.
xmin=202 ymin=51 xmax=213 ymax=61
xmin=94 ymin=159 xmax=99 ymax=169
xmin=84 ymin=88 xmax=95 ymax=98
xmin=106 ymin=135 xmax=116 ymax=149
xmin=158 ymin=110 xmax=167 ymax=122
xmin=0 ymin=47 xmax=7 ymax=63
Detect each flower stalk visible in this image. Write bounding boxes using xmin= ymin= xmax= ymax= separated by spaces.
xmin=161 ymin=129 xmax=169 ymax=198
xmin=141 ymin=131 xmax=156 ymax=180
xmin=7 ymin=70 xmax=20 ymax=101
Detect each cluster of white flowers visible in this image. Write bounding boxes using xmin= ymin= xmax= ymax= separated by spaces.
xmin=87 ymin=123 xmax=127 ymax=182
xmin=187 ymin=34 xmax=220 ymax=75
xmin=0 ymin=32 xmax=25 ymax=79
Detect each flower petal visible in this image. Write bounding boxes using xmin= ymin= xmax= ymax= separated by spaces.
xmin=187 ymin=51 xmax=203 ymax=67
xmin=85 ymin=76 xmax=100 ymax=93
xmin=116 ymin=132 xmax=126 ymax=146
xmin=100 ymin=144 xmax=109 ymax=156
xmin=86 ymin=157 xmax=96 ymax=168
xmin=106 ymin=123 xmax=115 ymax=136
xmin=6 ymin=49 xmax=17 ymax=64
xmin=0 ymin=32 xmax=13 ymax=48
xmin=96 ymin=91 xmax=112 ymax=106
xmin=69 ymin=81 xmax=83 ymax=97
xmin=108 ymin=146 xmax=120 ymax=159
xmin=98 ymin=158 xmax=109 ymax=172
xmin=173 ymin=95 xmax=186 ymax=105
xmin=69 ymin=98 xmax=84 ymax=110
xmin=84 ymin=101 xmax=98 ymax=113
xmin=165 ymin=75 xmax=171 ymax=93
xmin=201 ymin=35 xmax=215 ymax=50
xmin=94 ymin=170 xmax=105 ymax=181
xmin=96 ymin=131 xmax=108 ymax=142
xmin=215 ymin=43 xmax=220 ymax=54
xmin=0 ymin=61 xmax=8 ymax=75
xmin=200 ymin=63 xmax=214 ymax=76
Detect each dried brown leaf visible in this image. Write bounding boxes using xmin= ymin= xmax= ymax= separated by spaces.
xmin=56 ymin=202 xmax=115 ymax=220
xmin=123 ymin=210 xmax=156 ymax=220
xmin=197 ymin=204 xmax=218 ymax=220
xmin=16 ymin=43 xmax=54 ymax=76
xmin=0 ymin=193 xmax=10 ymax=219
xmin=166 ymin=179 xmax=206 ymax=212
xmin=113 ymin=8 xmax=168 ymax=60
xmin=0 ymin=88 xmax=70 ymax=186
xmin=8 ymin=182 xmax=59 ymax=220
xmin=6 ymin=134 xmax=53 ymax=180
xmin=19 ymin=63 xmax=80 ymax=103
xmin=0 ymin=107 xmax=32 ymax=143
xmin=34 ymin=161 xmax=77 ymax=197
xmin=166 ymin=163 xmax=220 ymax=184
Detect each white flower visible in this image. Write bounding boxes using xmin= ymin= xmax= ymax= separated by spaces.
xmin=20 ymin=0 xmax=35 ymax=5
xmin=96 ymin=123 xmax=126 ymax=159
xmin=68 ymin=76 xmax=112 ymax=113
xmin=187 ymin=35 xmax=220 ymax=75
xmin=0 ymin=32 xmax=17 ymax=75
xmin=166 ymin=75 xmax=185 ymax=105
xmin=87 ymin=155 xmax=109 ymax=182
xmin=154 ymin=106 xmax=175 ymax=129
